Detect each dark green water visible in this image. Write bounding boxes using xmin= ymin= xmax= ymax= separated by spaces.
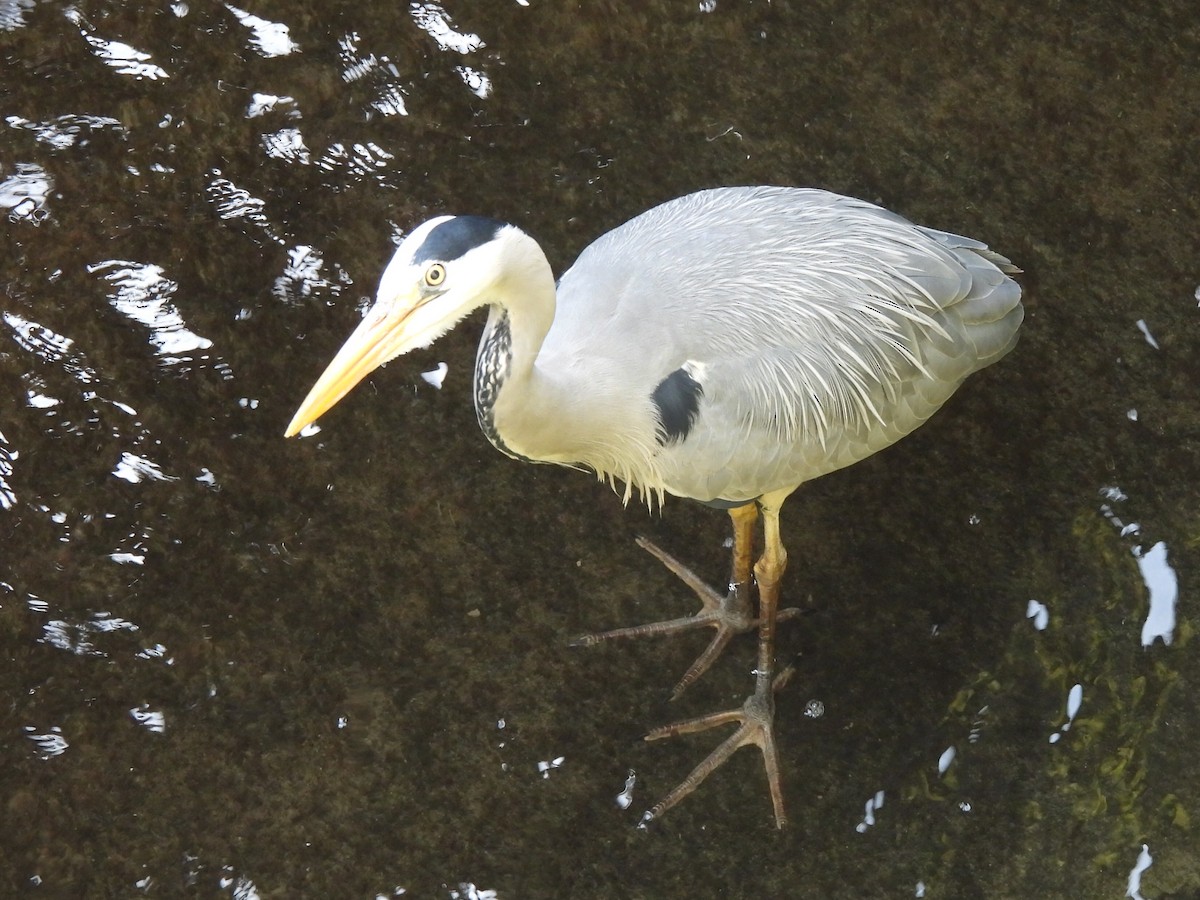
xmin=2 ymin=1 xmax=1197 ymax=896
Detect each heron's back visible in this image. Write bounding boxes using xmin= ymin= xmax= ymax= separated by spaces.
xmin=545 ymin=186 xmax=1024 ymax=503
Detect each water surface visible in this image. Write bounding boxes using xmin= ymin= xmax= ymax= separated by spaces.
xmin=2 ymin=1 xmax=1197 ymax=896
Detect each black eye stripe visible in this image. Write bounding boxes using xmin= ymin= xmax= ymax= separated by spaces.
xmin=413 ymin=216 xmax=505 ymax=264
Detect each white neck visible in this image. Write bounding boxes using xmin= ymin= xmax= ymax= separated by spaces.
xmin=475 ymin=228 xmax=663 ymax=501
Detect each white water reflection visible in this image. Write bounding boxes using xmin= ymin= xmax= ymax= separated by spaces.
xmin=108 ymin=516 xmax=153 ymax=563
xmin=372 ymin=83 xmax=409 ymax=117
xmin=410 ymin=3 xmax=486 ymax=53
xmin=247 ymin=93 xmax=297 ymax=119
xmin=339 ymin=32 xmax=409 ymax=117
xmin=40 ymin=611 xmax=140 ymax=657
xmin=207 ymin=170 xmax=287 ymax=245
xmin=7 ymin=113 xmax=124 ymax=149
xmin=226 ymin=4 xmax=299 ymax=58
xmin=130 ymin=704 xmax=167 ymax=733
xmin=40 ymin=618 xmax=107 ymax=655
xmin=1049 ymin=683 xmax=1083 ymax=744
xmin=4 ymin=311 xmax=97 ymax=384
xmin=24 ymin=726 xmax=69 ymax=759
xmin=1099 ymin=485 xmax=1140 ymax=537
xmin=0 ymin=429 xmax=17 ymax=509
xmin=1134 ymin=319 xmax=1160 ymax=350
xmin=2 ymin=312 xmax=165 ymax=514
xmin=1099 ymin=486 xmax=1180 ymax=648
xmin=448 ymin=884 xmax=498 ymax=900
xmin=1135 ymin=542 xmax=1177 ymax=647
xmin=65 ymin=8 xmax=170 ymax=80
xmin=218 ymin=868 xmax=262 ymax=900
xmin=456 ymin=66 xmax=492 ymax=99
xmin=1025 ymin=598 xmax=1049 ymax=631
xmin=262 ymin=127 xmax=311 ymax=164
xmin=1126 ymin=844 xmax=1153 ymax=900
xmin=273 ymin=245 xmax=352 ymax=304
xmin=421 ymin=362 xmax=449 ymax=389
xmin=313 ymin=141 xmax=396 ymax=182
xmin=968 ymin=706 xmax=990 ymax=744
xmin=854 ymin=790 xmax=885 ymax=833
xmin=339 ymin=31 xmax=387 ymax=83
xmin=937 ymin=746 xmax=955 ymax=775
xmin=0 ymin=162 xmax=51 ymax=224
xmin=615 ymin=769 xmax=637 ymax=809
xmin=0 ymin=0 xmax=34 ymax=30
xmin=136 ymin=643 xmax=173 ymax=663
xmin=23 ymin=377 xmax=60 ymax=409
xmin=113 ymin=451 xmax=178 ymax=484
xmin=88 ymin=260 xmax=215 ymax=359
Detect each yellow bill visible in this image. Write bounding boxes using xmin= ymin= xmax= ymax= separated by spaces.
xmin=284 ymin=291 xmax=421 ymax=437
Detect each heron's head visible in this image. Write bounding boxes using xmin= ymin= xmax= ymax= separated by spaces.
xmin=284 ymin=215 xmax=534 ymax=437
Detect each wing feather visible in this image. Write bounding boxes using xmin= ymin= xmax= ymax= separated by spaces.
xmin=546 ymin=186 xmax=1023 ymax=501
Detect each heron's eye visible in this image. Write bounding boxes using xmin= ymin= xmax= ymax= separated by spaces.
xmin=424 ymin=263 xmax=446 ymax=287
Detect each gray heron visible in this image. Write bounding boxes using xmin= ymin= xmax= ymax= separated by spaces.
xmin=285 ymin=185 xmax=1024 ymax=828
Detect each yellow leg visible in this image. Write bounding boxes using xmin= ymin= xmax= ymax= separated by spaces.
xmin=753 ymin=494 xmax=788 ymax=694
xmin=729 ymin=500 xmax=758 ymax=591
xmin=571 ymin=502 xmax=798 ymax=699
xmin=643 ymin=487 xmax=797 ymax=829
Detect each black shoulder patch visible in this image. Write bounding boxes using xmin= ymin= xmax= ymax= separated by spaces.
xmin=414 ymin=216 xmax=505 ymax=263
xmin=652 ymin=366 xmax=704 ymax=445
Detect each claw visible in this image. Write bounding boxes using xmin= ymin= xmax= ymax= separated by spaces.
xmin=575 ymin=495 xmax=800 ymax=826
xmin=571 ymin=537 xmax=801 ymax=697
xmin=643 ymin=671 xmax=794 ymax=829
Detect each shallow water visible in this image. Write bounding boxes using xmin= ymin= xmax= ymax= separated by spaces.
xmin=2 ymin=1 xmax=1198 ymax=897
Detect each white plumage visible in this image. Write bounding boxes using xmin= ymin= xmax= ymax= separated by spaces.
xmin=489 ymin=186 xmax=1022 ymax=503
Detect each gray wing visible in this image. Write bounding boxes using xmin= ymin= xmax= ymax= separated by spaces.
xmin=552 ymin=186 xmax=1024 ymax=502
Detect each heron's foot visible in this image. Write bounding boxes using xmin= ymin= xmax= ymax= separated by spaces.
xmin=569 ymin=536 xmax=801 ymax=699
xmin=642 ymin=666 xmax=795 ymax=829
